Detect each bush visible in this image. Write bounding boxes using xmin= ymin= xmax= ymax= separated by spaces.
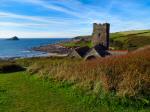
xmin=0 ymin=61 xmax=25 ymax=73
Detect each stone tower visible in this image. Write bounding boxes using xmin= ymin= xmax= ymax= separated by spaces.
xmin=92 ymin=23 xmax=110 ymax=49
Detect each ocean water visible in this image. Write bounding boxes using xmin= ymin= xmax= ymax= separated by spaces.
xmin=0 ymin=38 xmax=68 ymax=59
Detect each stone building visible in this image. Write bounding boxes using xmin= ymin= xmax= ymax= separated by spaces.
xmin=69 ymin=46 xmax=90 ymax=58
xmin=69 ymin=23 xmax=127 ymax=59
xmin=84 ymin=45 xmax=110 ymax=60
xmin=92 ymin=23 xmax=110 ymax=49
xmin=69 ymin=23 xmax=110 ymax=59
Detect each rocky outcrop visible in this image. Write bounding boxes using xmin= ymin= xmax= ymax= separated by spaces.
xmin=33 ymin=44 xmax=71 ymax=54
xmin=7 ymin=36 xmax=19 ymax=40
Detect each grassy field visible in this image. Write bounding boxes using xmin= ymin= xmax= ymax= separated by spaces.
xmin=0 ymin=72 xmax=149 ymax=112
xmin=0 ymin=72 xmax=96 ymax=112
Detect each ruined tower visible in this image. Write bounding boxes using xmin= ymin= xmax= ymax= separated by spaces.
xmin=92 ymin=23 xmax=110 ymax=49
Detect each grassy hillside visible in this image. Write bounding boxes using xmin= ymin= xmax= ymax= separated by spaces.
xmin=18 ymin=47 xmax=150 ymax=98
xmin=62 ymin=30 xmax=150 ymax=50
xmin=0 ymin=70 xmax=149 ymax=112
xmin=110 ymin=30 xmax=150 ymax=50
xmin=15 ymin=46 xmax=150 ymax=111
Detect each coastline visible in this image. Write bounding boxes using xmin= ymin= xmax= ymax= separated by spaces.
xmin=0 ymin=51 xmax=69 ymax=60
xmin=32 ymin=44 xmax=71 ymax=54
xmin=0 ymin=47 xmax=70 ymax=61
xmin=0 ymin=38 xmax=71 ymax=60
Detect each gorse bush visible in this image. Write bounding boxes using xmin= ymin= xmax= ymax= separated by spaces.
xmin=0 ymin=60 xmax=25 ymax=73
xmin=25 ymin=47 xmax=150 ymax=99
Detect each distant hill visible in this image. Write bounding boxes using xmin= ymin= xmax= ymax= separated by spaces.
xmin=62 ymin=30 xmax=150 ymax=50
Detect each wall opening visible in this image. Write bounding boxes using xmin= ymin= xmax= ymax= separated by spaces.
xmin=98 ymin=33 xmax=101 ymax=38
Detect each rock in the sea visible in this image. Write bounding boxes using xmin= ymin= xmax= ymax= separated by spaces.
xmin=7 ymin=36 xmax=19 ymax=40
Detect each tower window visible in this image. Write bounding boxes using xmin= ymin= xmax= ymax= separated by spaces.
xmin=98 ymin=33 xmax=101 ymax=38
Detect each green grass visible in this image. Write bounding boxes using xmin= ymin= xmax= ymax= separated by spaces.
xmin=115 ymin=30 xmax=150 ymax=35
xmin=110 ymin=30 xmax=150 ymax=41
xmin=0 ymin=72 xmax=149 ymax=112
xmin=0 ymin=72 xmax=90 ymax=112
xmin=0 ymin=72 xmax=111 ymax=112
xmin=63 ymin=41 xmax=92 ymax=48
xmin=110 ymin=30 xmax=150 ymax=50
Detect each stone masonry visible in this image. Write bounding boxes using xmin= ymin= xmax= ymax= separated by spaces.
xmin=92 ymin=23 xmax=110 ymax=49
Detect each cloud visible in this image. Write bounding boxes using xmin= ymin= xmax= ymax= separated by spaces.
xmin=0 ymin=0 xmax=150 ymax=38
xmin=11 ymin=0 xmax=84 ymax=18
xmin=10 ymin=0 xmax=108 ymax=19
xmin=0 ymin=11 xmax=68 ymax=24
xmin=0 ymin=11 xmax=96 ymax=26
xmin=0 ymin=22 xmax=48 ymax=27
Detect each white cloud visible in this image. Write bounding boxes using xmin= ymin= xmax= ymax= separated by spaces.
xmin=0 ymin=11 xmax=95 ymax=26
xmin=11 ymin=0 xmax=84 ymax=18
xmin=0 ymin=22 xmax=49 ymax=27
xmin=0 ymin=0 xmax=150 ymax=38
xmin=0 ymin=11 xmax=68 ymax=24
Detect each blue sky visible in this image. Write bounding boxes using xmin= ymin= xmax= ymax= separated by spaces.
xmin=0 ymin=0 xmax=150 ymax=38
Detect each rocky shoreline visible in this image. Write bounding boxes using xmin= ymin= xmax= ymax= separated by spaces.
xmin=32 ymin=36 xmax=90 ymax=56
xmin=0 ymin=43 xmax=72 ymax=60
xmin=32 ymin=44 xmax=71 ymax=55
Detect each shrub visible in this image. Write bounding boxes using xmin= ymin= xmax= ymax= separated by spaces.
xmin=0 ymin=61 xmax=25 ymax=73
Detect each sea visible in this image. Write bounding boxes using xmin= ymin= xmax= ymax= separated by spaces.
xmin=0 ymin=38 xmax=69 ymax=59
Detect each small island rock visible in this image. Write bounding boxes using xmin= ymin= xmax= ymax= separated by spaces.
xmin=7 ymin=36 xmax=19 ymax=40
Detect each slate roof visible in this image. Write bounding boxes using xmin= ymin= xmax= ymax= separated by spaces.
xmin=84 ymin=45 xmax=110 ymax=60
xmin=92 ymin=45 xmax=110 ymax=57
xmin=69 ymin=44 xmax=128 ymax=60
xmin=69 ymin=46 xmax=90 ymax=58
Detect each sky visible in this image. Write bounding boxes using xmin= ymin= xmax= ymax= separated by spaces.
xmin=0 ymin=0 xmax=150 ymax=38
